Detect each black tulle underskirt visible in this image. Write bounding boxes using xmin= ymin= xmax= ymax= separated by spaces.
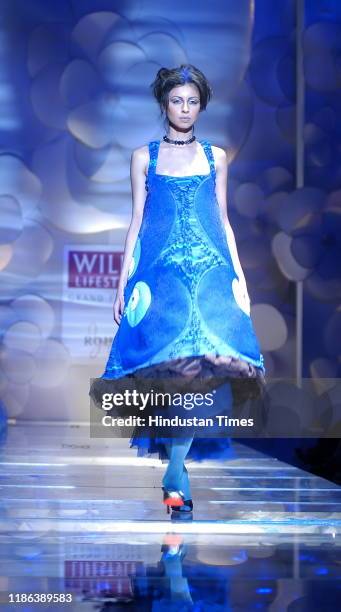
xmin=89 ymin=353 xmax=266 ymax=462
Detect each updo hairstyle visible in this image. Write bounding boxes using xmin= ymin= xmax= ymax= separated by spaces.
xmin=151 ymin=64 xmax=213 ymax=117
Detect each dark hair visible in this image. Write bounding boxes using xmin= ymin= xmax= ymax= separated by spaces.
xmin=151 ymin=64 xmax=213 ymax=117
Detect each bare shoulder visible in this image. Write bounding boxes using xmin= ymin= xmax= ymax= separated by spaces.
xmin=132 ymin=144 xmax=149 ymax=158
xmin=211 ymin=145 xmax=227 ymax=163
xmin=131 ymin=145 xmax=150 ymax=175
xmin=211 ymin=145 xmax=228 ymax=172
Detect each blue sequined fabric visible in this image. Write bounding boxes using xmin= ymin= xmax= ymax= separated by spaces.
xmin=92 ymin=139 xmax=266 ymax=460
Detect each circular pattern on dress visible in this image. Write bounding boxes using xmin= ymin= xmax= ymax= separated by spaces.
xmin=126 ymin=281 xmax=151 ymax=327
xmin=197 ymin=265 xmax=262 ymax=361
xmin=127 ymin=237 xmax=141 ymax=279
xmin=119 ymin=268 xmax=190 ymax=369
xmin=232 ymin=277 xmax=251 ymax=316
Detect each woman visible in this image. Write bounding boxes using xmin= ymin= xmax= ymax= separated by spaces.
xmin=90 ymin=64 xmax=265 ymax=518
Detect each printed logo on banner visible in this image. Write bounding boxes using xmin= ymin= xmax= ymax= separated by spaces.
xmin=62 ymin=245 xmax=123 ymax=360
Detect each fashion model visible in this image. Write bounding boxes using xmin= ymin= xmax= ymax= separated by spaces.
xmin=90 ymin=64 xmax=265 ymax=519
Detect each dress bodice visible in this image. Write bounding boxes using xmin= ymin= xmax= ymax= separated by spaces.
xmin=135 ymin=138 xmax=231 ymax=282
xmin=145 ymin=139 xmax=216 ymax=194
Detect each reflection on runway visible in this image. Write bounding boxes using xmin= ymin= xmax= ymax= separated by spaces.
xmin=0 ymin=423 xmax=340 ymax=609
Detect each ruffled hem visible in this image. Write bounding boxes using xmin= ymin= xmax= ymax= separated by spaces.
xmin=133 ymin=353 xmax=264 ymax=379
xmin=90 ymin=353 xmax=266 ymax=462
xmin=126 ymin=353 xmax=266 ymax=405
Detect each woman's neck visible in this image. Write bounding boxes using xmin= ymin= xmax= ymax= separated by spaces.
xmin=166 ymin=123 xmax=194 ymax=142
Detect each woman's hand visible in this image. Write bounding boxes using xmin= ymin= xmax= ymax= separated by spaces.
xmin=113 ymin=287 xmax=125 ymax=325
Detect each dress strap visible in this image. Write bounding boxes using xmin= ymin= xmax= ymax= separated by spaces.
xmin=148 ymin=140 xmax=160 ymax=177
xmin=145 ymin=140 xmax=160 ymax=191
xmin=200 ymin=139 xmax=216 ymax=179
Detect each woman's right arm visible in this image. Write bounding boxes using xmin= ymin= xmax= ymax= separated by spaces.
xmin=113 ymin=146 xmax=149 ymax=325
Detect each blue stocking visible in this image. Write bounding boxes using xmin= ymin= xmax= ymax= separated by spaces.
xmin=162 ymin=437 xmax=194 ymax=499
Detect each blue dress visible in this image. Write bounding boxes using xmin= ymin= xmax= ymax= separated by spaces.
xmin=90 ymin=139 xmax=266 ymax=460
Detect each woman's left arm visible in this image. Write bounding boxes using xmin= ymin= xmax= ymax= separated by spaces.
xmin=214 ymin=147 xmax=247 ymax=286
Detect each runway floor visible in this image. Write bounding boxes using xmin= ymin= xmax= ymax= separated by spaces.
xmin=0 ymin=423 xmax=340 ymax=610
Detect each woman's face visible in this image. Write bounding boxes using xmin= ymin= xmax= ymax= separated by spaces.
xmin=165 ymin=83 xmax=201 ymax=130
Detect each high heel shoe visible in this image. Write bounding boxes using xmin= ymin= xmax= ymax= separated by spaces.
xmin=171 ymin=499 xmax=193 ymax=512
xmin=170 ymin=499 xmax=193 ymax=520
xmin=162 ymin=487 xmax=185 ymax=512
